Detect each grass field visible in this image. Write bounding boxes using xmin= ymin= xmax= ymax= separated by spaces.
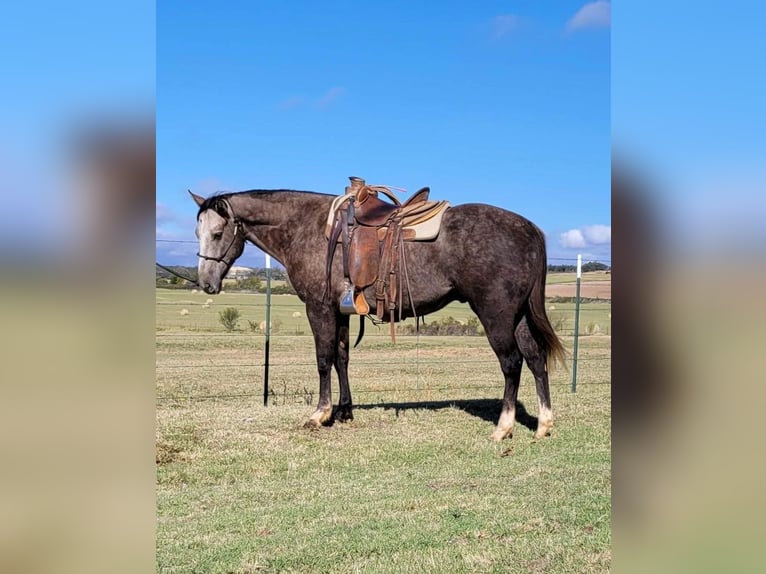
xmin=156 ymin=279 xmax=611 ymax=573
xmin=156 ymin=272 xmax=611 ymax=338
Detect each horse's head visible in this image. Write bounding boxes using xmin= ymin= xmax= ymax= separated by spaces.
xmin=190 ymin=191 xmax=246 ymax=294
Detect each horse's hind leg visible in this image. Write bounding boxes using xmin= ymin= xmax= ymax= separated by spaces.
xmin=333 ymin=313 xmax=353 ymax=422
xmin=516 ymin=317 xmax=553 ymax=439
xmin=490 ymin=342 xmax=523 ymax=441
xmin=479 ymin=312 xmax=524 ymax=442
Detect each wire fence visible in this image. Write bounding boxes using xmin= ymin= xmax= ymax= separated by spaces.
xmin=155 ymin=299 xmax=611 ymax=338
xmin=156 ymin=252 xmax=611 ymax=404
xmin=156 ymin=324 xmax=611 ymax=403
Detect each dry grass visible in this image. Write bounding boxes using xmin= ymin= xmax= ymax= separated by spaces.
xmin=156 ymin=290 xmax=611 ymax=573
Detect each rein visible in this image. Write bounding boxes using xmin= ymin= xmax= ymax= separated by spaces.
xmin=155 ymin=262 xmax=201 ymax=287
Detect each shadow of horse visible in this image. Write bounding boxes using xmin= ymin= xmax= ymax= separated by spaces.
xmin=345 ymin=399 xmax=538 ymax=431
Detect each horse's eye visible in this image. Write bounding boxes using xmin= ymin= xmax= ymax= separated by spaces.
xmin=212 ymin=232 xmax=223 ymax=240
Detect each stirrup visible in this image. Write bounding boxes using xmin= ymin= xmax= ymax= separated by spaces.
xmin=339 ymin=281 xmax=356 ymax=315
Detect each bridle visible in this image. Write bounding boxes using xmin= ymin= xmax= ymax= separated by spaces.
xmin=196 ymin=218 xmax=243 ymax=265
xmin=154 ymin=202 xmax=243 ymax=287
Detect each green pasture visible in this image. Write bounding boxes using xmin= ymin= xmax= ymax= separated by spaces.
xmin=156 ymin=276 xmax=611 ymax=338
xmin=156 ymin=283 xmax=611 ymax=573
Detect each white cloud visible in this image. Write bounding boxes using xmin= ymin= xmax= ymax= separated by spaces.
xmin=560 ymin=229 xmax=587 ymax=249
xmin=277 ymin=87 xmax=346 ymax=111
xmin=276 ymin=95 xmax=304 ymax=111
xmin=156 ymin=201 xmax=173 ymax=224
xmin=582 ymin=224 xmax=611 ymax=244
xmin=316 ymin=86 xmax=345 ymax=108
xmin=491 ymin=14 xmax=520 ymax=39
xmin=566 ymin=1 xmax=611 ymax=33
xmin=156 ymin=201 xmax=186 ymax=231
xmin=559 ymin=225 xmax=611 ymax=249
xmin=156 ymin=201 xmax=196 ymax=240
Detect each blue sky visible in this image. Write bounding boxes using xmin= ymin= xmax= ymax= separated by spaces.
xmin=156 ymin=1 xmax=611 ymax=268
xmin=613 ymin=1 xmax=766 ymax=255
xmin=0 ymin=1 xmax=155 ymax=252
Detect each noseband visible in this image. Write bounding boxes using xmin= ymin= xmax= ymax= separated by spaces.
xmin=197 ymin=219 xmax=243 ymax=264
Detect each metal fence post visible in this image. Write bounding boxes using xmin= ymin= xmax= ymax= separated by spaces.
xmin=263 ymin=254 xmax=272 ymax=406
xmin=571 ymin=254 xmax=581 ymax=393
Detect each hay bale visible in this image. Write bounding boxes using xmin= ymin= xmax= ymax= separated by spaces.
xmin=292 ymin=311 xmax=302 ymax=318
xmin=180 ymin=309 xmax=189 ymax=316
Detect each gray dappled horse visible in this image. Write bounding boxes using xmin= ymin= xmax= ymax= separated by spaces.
xmin=190 ymin=189 xmax=565 ymax=441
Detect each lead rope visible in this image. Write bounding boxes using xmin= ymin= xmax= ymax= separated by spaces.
xmin=155 ymin=262 xmax=201 ymax=288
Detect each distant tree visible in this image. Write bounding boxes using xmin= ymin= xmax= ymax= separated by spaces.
xmin=547 ymin=262 xmax=610 ymax=273
xmin=270 ymin=284 xmax=297 ymax=295
xmin=548 ymin=264 xmax=576 ymax=272
xmin=582 ymin=261 xmax=610 ymax=272
xmin=235 ymin=276 xmax=262 ymax=291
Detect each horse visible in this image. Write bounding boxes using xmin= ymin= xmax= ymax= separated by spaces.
xmin=189 ymin=187 xmax=566 ymax=441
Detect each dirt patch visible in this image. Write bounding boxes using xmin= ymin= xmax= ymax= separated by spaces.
xmin=545 ymin=280 xmax=611 ymax=300
xmin=156 ymin=441 xmax=184 ymax=465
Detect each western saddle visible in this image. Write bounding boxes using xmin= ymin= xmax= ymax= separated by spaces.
xmin=325 ymin=176 xmax=450 ymax=341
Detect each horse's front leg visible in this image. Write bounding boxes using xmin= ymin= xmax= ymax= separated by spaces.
xmin=334 ymin=313 xmax=353 ymax=422
xmin=304 ymin=302 xmax=336 ymax=428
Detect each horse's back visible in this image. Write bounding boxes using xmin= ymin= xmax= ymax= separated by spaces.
xmin=413 ymin=204 xmax=539 ymax=295
xmin=439 ymin=203 xmax=546 ymax=258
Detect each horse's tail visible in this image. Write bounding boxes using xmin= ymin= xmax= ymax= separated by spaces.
xmin=527 ymin=245 xmax=567 ymax=371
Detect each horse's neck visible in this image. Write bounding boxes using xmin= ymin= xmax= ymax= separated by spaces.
xmin=228 ymin=191 xmax=326 ymax=263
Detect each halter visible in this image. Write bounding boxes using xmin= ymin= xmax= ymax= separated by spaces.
xmin=197 ymin=219 xmax=243 ymax=265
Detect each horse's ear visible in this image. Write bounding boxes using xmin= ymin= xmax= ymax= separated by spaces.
xmin=188 ymin=190 xmax=206 ymax=207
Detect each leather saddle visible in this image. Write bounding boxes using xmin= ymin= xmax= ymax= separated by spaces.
xmin=325 ymin=177 xmax=450 ymax=342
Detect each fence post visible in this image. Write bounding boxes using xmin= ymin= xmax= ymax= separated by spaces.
xmin=571 ymin=254 xmax=582 ymax=393
xmin=263 ymin=254 xmax=272 ymax=406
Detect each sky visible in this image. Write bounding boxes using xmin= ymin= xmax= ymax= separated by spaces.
xmin=156 ymin=1 xmax=611 ymax=268
xmin=612 ymin=1 xmax=766 ymax=256
xmin=0 ymin=1 xmax=155 ymax=256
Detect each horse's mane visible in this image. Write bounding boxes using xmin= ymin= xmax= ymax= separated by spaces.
xmin=196 ymin=189 xmax=331 ymax=219
xmin=196 ymin=192 xmax=234 ymax=220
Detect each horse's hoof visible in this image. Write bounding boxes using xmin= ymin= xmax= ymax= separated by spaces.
xmin=304 ymin=408 xmax=332 ymax=429
xmin=490 ymin=429 xmax=512 ymax=442
xmin=335 ymin=407 xmax=354 ymax=423
xmin=533 ymin=422 xmax=553 ymax=440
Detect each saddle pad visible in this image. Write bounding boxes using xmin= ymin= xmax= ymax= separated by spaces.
xmin=400 ymin=200 xmax=450 ymax=239
xmin=326 ymin=196 xmax=450 ymax=242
